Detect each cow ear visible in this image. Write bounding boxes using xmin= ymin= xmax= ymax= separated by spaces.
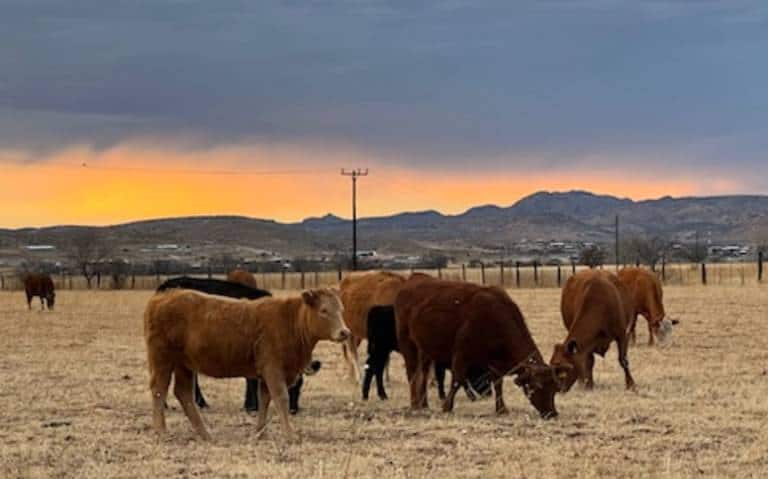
xmin=302 ymin=290 xmax=319 ymax=307
xmin=514 ymin=367 xmax=531 ymax=387
xmin=566 ymin=340 xmax=579 ymax=354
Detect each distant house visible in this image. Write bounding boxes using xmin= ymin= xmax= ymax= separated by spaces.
xmin=24 ymin=245 xmax=56 ymax=251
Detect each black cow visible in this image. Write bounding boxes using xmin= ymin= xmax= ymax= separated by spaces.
xmin=24 ymin=273 xmax=56 ymax=311
xmin=362 ymin=305 xmax=492 ymax=401
xmin=156 ymin=276 xmax=321 ymax=414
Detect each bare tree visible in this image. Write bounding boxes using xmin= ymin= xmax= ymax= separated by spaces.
xmin=579 ymin=245 xmax=606 ymax=269
xmin=622 ymin=236 xmax=668 ymax=270
xmin=66 ymin=230 xmax=112 ymax=288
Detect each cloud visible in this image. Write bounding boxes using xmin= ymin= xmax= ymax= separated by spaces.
xmin=0 ymin=0 xmax=766 ymax=177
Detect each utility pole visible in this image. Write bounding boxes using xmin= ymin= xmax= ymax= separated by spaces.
xmin=341 ymin=168 xmax=369 ymax=270
xmin=615 ymin=214 xmax=620 ymax=271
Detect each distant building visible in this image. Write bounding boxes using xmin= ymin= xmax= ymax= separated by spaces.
xmin=24 ymin=245 xmax=56 ymax=251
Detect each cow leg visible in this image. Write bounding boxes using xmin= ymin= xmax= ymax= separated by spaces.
xmin=493 ymin=377 xmax=508 ymax=415
xmin=26 ymin=293 xmax=32 ymax=310
xmin=193 ymin=373 xmax=209 ymax=409
xmin=255 ymin=380 xmax=271 ymax=435
xmin=362 ymin=360 xmax=375 ymax=400
xmin=341 ymin=337 xmax=362 ymax=384
xmin=646 ymin=316 xmax=655 ymax=346
xmin=443 ymin=355 xmax=467 ymax=413
xmin=244 ymin=378 xmax=259 ymax=412
xmin=149 ymin=362 xmax=173 ymax=436
xmin=375 ymin=362 xmax=388 ymax=400
xmin=262 ymin=368 xmax=298 ymax=443
xmin=174 ymin=366 xmax=211 ymax=440
xmin=434 ymin=363 xmax=447 ymax=400
xmin=412 ymin=354 xmax=432 ymax=410
xmin=617 ymin=337 xmax=636 ymax=391
xmin=583 ymin=353 xmax=595 ymax=390
xmin=288 ymin=376 xmax=302 ymax=414
xmin=40 ymin=297 xmax=45 ymax=311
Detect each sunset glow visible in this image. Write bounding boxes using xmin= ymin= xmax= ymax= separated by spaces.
xmin=0 ymin=142 xmax=737 ymax=228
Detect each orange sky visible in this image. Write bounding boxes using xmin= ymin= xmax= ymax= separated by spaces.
xmin=0 ymin=142 xmax=741 ymax=228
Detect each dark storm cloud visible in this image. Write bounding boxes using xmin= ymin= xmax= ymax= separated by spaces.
xmin=1 ymin=0 xmax=767 ymax=175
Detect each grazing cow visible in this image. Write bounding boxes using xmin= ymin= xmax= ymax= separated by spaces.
xmin=550 ymin=270 xmax=636 ymax=392
xmin=339 ymin=271 xmax=406 ymax=383
xmin=617 ymin=267 xmax=678 ymax=346
xmin=363 ymin=305 xmax=492 ymax=401
xmin=227 ymin=269 xmax=259 ymax=289
xmin=23 ymin=273 xmax=55 ymax=311
xmin=144 ymin=288 xmax=349 ymax=441
xmin=156 ymin=276 xmax=321 ymax=414
xmin=395 ymin=275 xmax=558 ymax=418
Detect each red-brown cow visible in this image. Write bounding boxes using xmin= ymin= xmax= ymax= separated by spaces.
xmin=395 ymin=274 xmax=558 ymax=418
xmin=617 ymin=267 xmax=677 ymax=346
xmin=550 ymin=270 xmax=636 ymax=392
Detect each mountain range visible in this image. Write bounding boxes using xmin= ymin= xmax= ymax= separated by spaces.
xmin=2 ymin=191 xmax=767 ymax=259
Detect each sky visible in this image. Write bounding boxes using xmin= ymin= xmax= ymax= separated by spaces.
xmin=1 ymin=0 xmax=767 ymax=227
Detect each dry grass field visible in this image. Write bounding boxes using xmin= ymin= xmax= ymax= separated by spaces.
xmin=1 ymin=286 xmax=766 ymax=478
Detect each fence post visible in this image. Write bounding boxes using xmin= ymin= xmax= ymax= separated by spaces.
xmin=0 ymin=274 xmax=4 ymax=290
xmin=500 ymin=263 xmax=505 ymax=287
xmin=635 ymin=257 xmax=640 ymax=267
xmin=571 ymin=260 xmax=576 ymax=274
xmin=207 ymin=264 xmax=212 ymax=279
xmin=533 ymin=261 xmax=539 ymax=286
xmin=437 ymin=267 xmax=442 ymax=279
xmin=314 ymin=271 xmax=319 ymax=287
xmin=337 ymin=264 xmax=342 ymax=282
xmin=96 ymin=272 xmax=101 ymax=289
xmin=759 ymin=251 xmax=764 ymax=283
xmin=281 ymin=269 xmax=286 ymax=289
xmin=661 ymin=257 xmax=666 ymax=283
xmin=131 ymin=272 xmax=136 ymax=289
xmin=557 ymin=264 xmax=562 ymax=287
xmin=480 ymin=263 xmax=486 ymax=285
xmin=461 ymin=264 xmax=466 ymax=282
xmin=515 ymin=262 xmax=521 ymax=288
xmin=300 ymin=271 xmax=305 ymax=289
xmin=701 ymin=262 xmax=707 ymax=285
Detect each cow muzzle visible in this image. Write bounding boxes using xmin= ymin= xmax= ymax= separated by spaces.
xmin=334 ymin=328 xmax=351 ymax=342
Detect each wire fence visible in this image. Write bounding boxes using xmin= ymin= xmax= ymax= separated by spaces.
xmin=0 ymin=258 xmax=763 ymax=291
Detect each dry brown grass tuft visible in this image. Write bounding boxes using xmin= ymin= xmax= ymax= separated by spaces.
xmin=1 ymin=286 xmax=766 ymax=478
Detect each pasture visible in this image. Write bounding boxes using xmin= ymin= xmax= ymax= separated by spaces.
xmin=1 ymin=286 xmax=766 ymax=478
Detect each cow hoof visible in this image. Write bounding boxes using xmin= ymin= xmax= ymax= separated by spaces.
xmin=378 ymin=394 xmax=388 ymax=401
xmin=289 ymin=408 xmax=299 ymax=415
xmin=495 ymin=406 xmax=509 ymax=416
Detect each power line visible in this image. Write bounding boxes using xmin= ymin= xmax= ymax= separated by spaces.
xmin=341 ymin=168 xmax=369 ymax=271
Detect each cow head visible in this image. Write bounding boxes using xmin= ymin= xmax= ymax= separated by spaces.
xmin=549 ymin=341 xmax=580 ymax=393
xmin=514 ymin=363 xmax=558 ymax=419
xmin=301 ymin=288 xmax=350 ymax=343
xmin=45 ymin=291 xmax=56 ymax=310
xmin=653 ymin=317 xmax=679 ymax=346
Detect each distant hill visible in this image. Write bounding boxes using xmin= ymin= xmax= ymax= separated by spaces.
xmin=2 ymin=191 xmax=767 ymax=260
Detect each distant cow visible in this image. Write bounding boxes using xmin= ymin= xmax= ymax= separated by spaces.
xmin=339 ymin=271 xmax=406 ymax=382
xmin=227 ymin=269 xmax=259 ymax=288
xmin=23 ymin=273 xmax=55 ymax=310
xmin=617 ymin=267 xmax=678 ymax=346
xmin=395 ymin=274 xmax=558 ymax=418
xmin=144 ymin=288 xmax=349 ymax=441
xmin=550 ymin=270 xmax=636 ymax=392
xmin=156 ymin=276 xmax=320 ymax=414
xmin=363 ymin=305 xmax=492 ymax=402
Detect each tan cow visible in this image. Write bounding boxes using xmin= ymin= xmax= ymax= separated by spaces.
xmin=617 ymin=267 xmax=676 ymax=346
xmin=144 ymin=288 xmax=349 ymax=441
xmin=226 ymin=269 xmax=258 ymax=288
xmin=339 ymin=271 xmax=406 ymax=382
